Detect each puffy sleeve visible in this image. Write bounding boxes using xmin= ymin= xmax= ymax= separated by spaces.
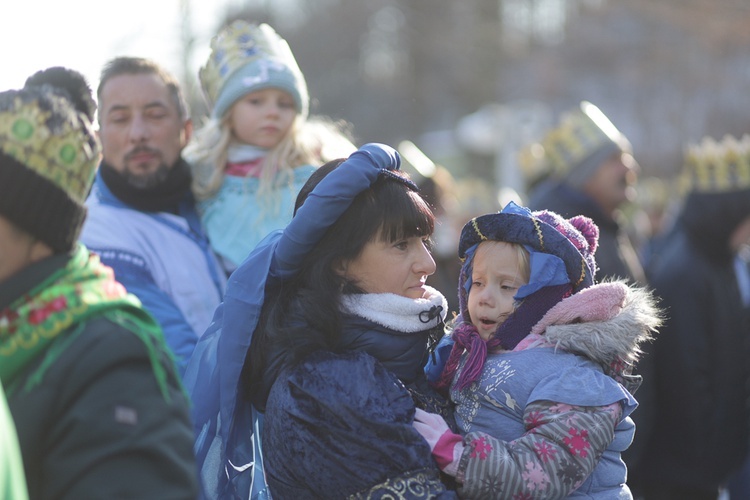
xmin=457 ymin=400 xmax=622 ymax=499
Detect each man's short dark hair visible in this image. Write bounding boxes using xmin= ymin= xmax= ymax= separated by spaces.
xmin=97 ymin=57 xmax=189 ymax=124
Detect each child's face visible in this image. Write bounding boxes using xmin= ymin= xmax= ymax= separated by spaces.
xmin=467 ymin=241 xmax=529 ymax=341
xmin=228 ymin=88 xmax=296 ymax=149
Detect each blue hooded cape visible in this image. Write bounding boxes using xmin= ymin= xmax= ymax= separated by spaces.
xmin=183 ymin=144 xmax=403 ymax=499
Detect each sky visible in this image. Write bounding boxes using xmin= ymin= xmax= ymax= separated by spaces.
xmin=1 ymin=0 xmax=237 ymax=94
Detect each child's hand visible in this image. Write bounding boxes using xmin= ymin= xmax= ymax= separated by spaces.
xmin=413 ymin=408 xmax=464 ymax=477
xmin=413 ymin=408 xmax=450 ymax=445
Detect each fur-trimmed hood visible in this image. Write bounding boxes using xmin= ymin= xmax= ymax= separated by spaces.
xmin=524 ymin=281 xmax=662 ymax=372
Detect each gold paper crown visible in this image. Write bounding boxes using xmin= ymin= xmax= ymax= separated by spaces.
xmin=532 ymin=101 xmax=628 ymax=177
xmin=0 ymin=92 xmax=100 ymax=203
xmin=517 ymin=142 xmax=550 ymax=187
xmin=681 ymin=134 xmax=750 ymax=193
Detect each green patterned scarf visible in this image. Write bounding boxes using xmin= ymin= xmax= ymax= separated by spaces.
xmin=0 ymin=245 xmax=172 ymax=399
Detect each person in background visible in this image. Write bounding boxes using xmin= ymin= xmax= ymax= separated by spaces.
xmin=635 ymin=134 xmax=750 ymax=500
xmin=729 ymin=212 xmax=750 ymax=499
xmin=419 ymin=202 xmax=660 ymax=498
xmin=81 ymin=56 xmax=226 ymax=376
xmin=520 ymin=102 xmax=655 ymax=488
xmin=186 ymin=143 xmax=455 ymax=499
xmin=0 ymin=67 xmax=197 ymax=499
xmin=185 ymin=20 xmax=354 ymax=274
xmin=523 ymin=101 xmax=645 ymax=285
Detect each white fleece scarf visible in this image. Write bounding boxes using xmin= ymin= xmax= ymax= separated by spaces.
xmin=340 ymin=286 xmax=448 ymax=333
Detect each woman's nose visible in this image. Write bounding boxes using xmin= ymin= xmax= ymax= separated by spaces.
xmin=416 ymin=242 xmax=436 ymax=276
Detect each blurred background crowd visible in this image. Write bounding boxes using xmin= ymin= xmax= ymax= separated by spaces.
xmin=176 ymin=0 xmax=750 ymax=268
xmin=3 ymin=1 xmax=750 ymax=498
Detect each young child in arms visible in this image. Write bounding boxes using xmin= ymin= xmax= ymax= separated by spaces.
xmin=418 ymin=201 xmax=661 ymax=498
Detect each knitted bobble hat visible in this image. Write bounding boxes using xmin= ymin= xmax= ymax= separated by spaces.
xmin=458 ymin=203 xmax=598 ymax=316
xmin=533 ymin=209 xmax=599 ymax=283
xmin=200 ymin=20 xmax=309 ymax=119
xmin=436 ymin=202 xmax=600 ymax=391
xmin=0 ymin=67 xmax=101 ymax=253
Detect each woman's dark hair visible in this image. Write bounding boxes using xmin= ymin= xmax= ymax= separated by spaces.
xmin=244 ymin=158 xmax=435 ymax=409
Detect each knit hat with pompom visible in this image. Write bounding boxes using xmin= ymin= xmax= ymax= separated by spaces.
xmin=457 ymin=201 xmax=599 ymax=311
xmin=0 ymin=67 xmax=101 ymax=253
xmin=199 ymin=20 xmax=309 ymax=119
xmin=436 ymin=201 xmax=600 ymax=390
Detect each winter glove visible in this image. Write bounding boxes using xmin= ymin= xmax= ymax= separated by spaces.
xmin=413 ymin=408 xmax=464 ymax=477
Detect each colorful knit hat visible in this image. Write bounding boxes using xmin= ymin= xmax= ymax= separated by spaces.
xmin=524 ymin=101 xmax=632 ymax=188
xmin=200 ymin=20 xmax=309 ymax=120
xmin=0 ymin=67 xmax=101 ymax=253
xmin=436 ymin=202 xmax=599 ymax=391
xmin=458 ymin=201 xmax=598 ymax=302
xmin=680 ymin=134 xmax=750 ymax=194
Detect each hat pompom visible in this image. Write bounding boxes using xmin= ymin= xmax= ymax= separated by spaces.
xmin=534 ymin=209 xmax=598 ymax=278
xmin=24 ymin=67 xmax=96 ymax=121
xmin=569 ymin=214 xmax=599 ymax=255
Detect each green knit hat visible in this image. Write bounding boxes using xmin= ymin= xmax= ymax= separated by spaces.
xmin=0 ymin=67 xmax=101 ymax=253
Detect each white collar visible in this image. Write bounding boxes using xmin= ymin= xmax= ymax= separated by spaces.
xmin=340 ymin=286 xmax=448 ymax=333
xmin=226 ymin=143 xmax=269 ymax=163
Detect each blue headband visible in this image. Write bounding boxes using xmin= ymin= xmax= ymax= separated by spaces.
xmin=460 ymin=239 xmax=569 ymax=302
